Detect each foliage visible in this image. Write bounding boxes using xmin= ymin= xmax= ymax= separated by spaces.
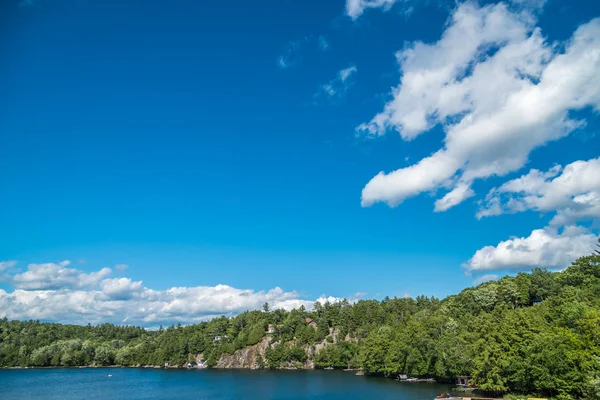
xmin=2 ymin=252 xmax=600 ymax=399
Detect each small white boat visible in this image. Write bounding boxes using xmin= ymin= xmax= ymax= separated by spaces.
xmin=108 ymin=374 xmax=112 ymax=377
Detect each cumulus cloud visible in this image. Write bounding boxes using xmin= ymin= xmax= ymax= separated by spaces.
xmin=12 ymin=261 xmax=112 ymax=290
xmin=473 ymin=274 xmax=499 ymax=285
xmin=358 ymin=2 xmax=600 ymax=209
xmin=100 ymin=278 xmax=144 ymax=300
xmin=463 ymin=226 xmax=597 ymax=273
xmin=318 ymin=65 xmax=358 ymax=99
xmin=478 ymin=157 xmax=600 ymax=225
xmin=0 ymin=262 xmax=359 ymax=326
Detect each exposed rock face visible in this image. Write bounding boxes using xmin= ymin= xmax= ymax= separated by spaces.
xmin=215 ymin=336 xmax=271 ymax=369
xmin=211 ymin=332 xmax=342 ymax=370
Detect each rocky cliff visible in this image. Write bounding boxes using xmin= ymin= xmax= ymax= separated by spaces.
xmin=215 ymin=335 xmax=271 ymax=369
xmin=211 ymin=328 xmax=343 ymax=369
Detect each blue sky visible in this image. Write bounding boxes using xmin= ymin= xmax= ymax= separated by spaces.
xmin=1 ymin=0 xmax=599 ymax=326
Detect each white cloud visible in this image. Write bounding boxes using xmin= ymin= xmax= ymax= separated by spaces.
xmin=346 ymin=0 xmax=399 ymax=19
xmin=472 ymin=274 xmax=499 ymax=285
xmin=0 ymin=260 xmax=17 ymax=272
xmin=434 ymin=183 xmax=475 ymax=212
xmin=339 ymin=66 xmax=357 ymax=82
xmin=463 ymin=226 xmax=597 ymax=273
xmin=318 ymin=65 xmax=358 ymax=99
xmin=0 ymin=263 xmax=358 ymax=326
xmin=115 ymin=263 xmax=129 ymax=271
xmin=314 ymin=293 xmax=364 ymax=305
xmin=11 ymin=261 xmax=112 ymax=290
xmin=478 ymin=157 xmax=600 ymax=225
xmin=101 ymin=278 xmax=144 ymax=300
xmin=358 ymin=2 xmax=600 ymax=210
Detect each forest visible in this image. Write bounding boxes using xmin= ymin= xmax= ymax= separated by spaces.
xmin=1 ymin=243 xmax=600 ymax=400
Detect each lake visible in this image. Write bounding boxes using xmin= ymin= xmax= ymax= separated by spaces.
xmin=0 ymin=368 xmax=454 ymax=400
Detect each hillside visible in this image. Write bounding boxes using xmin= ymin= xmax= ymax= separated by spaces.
xmin=2 ymin=249 xmax=600 ymax=399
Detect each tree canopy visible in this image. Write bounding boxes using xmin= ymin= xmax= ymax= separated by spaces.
xmin=2 ymin=250 xmax=600 ymax=400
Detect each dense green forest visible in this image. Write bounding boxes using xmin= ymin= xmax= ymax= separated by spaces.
xmin=2 ymin=244 xmax=600 ymax=399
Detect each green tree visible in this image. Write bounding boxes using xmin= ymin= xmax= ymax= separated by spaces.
xmin=94 ymin=345 xmax=115 ymax=366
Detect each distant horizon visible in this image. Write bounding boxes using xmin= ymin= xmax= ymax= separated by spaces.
xmin=2 ymin=0 xmax=600 ymax=327
xmin=0 ymin=255 xmax=590 ymax=328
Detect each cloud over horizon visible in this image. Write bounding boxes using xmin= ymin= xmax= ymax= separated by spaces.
xmin=0 ymin=261 xmax=361 ymax=327
xmin=463 ymin=226 xmax=597 ymax=273
xmin=465 ymin=157 xmax=600 ymax=273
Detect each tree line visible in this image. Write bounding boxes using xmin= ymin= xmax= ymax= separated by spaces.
xmin=1 ymin=242 xmax=600 ymax=399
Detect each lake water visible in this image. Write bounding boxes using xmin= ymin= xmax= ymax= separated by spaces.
xmin=0 ymin=368 xmax=453 ymax=400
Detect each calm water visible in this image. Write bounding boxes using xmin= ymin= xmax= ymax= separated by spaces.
xmin=0 ymin=368 xmax=453 ymax=400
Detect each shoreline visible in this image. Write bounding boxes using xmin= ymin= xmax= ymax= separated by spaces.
xmin=0 ymin=365 xmax=367 ymax=372
xmin=0 ymin=366 xmax=454 ymax=387
xmin=0 ymin=365 xmax=440 ymax=381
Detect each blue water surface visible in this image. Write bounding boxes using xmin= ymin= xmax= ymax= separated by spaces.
xmin=0 ymin=368 xmax=453 ymax=400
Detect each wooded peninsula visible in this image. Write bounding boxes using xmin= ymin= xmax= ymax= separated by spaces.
xmin=2 ymin=245 xmax=600 ymax=400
